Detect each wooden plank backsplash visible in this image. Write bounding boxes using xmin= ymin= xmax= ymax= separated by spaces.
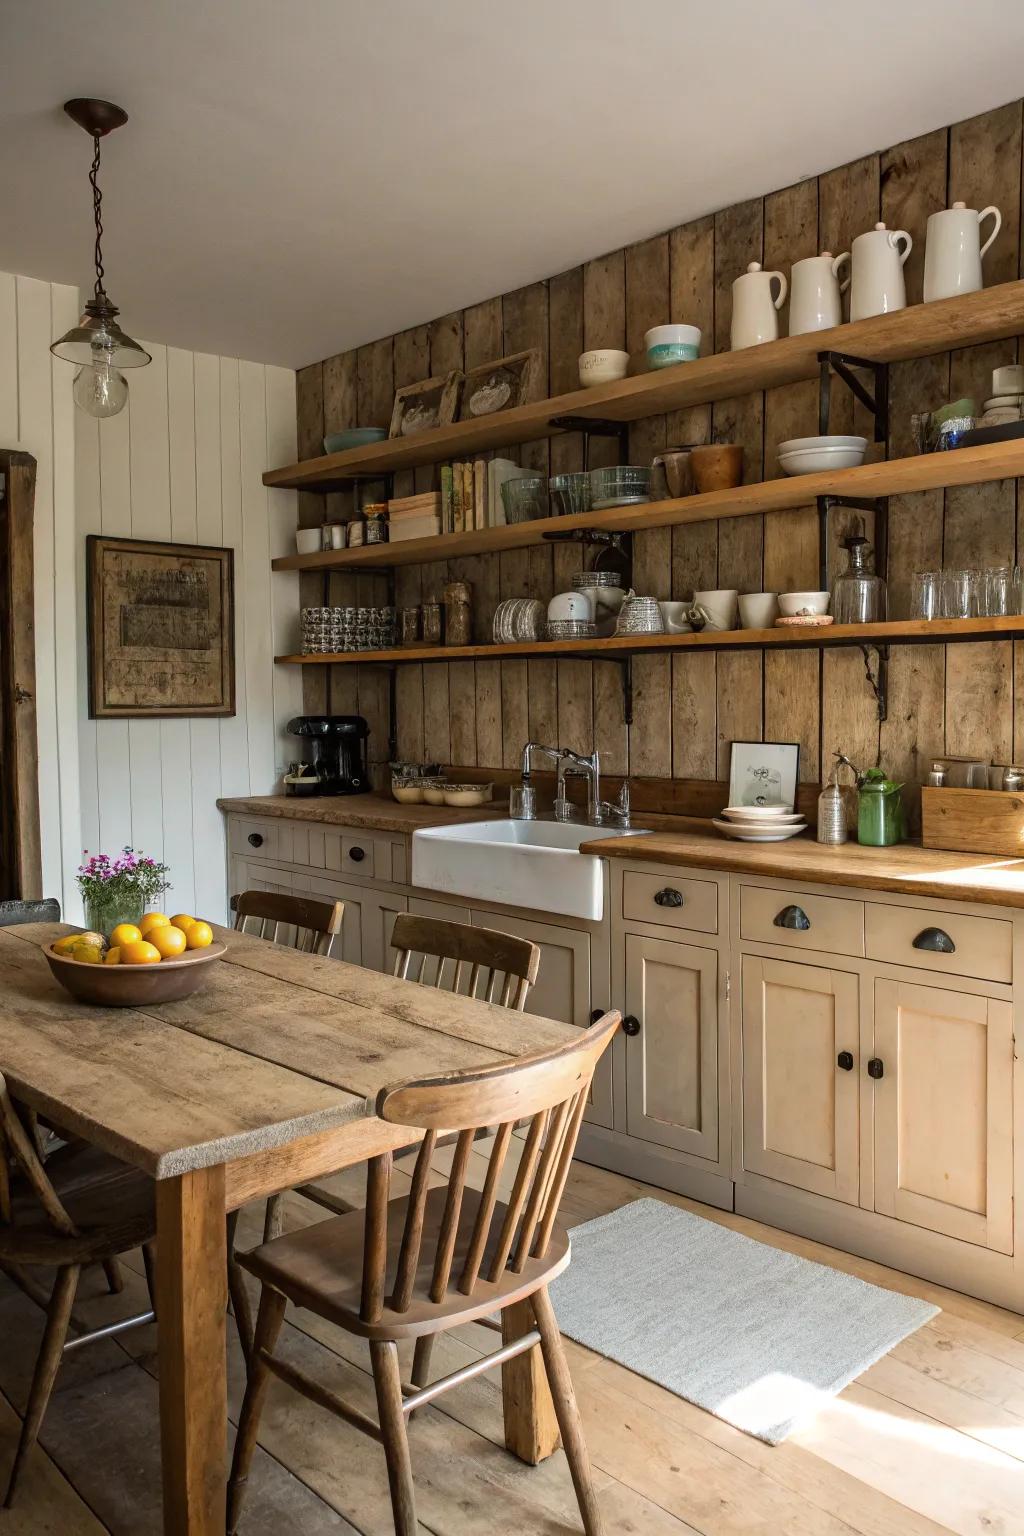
xmin=297 ymin=100 xmax=1024 ymax=816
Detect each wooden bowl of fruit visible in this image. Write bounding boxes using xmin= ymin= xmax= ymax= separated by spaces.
xmin=45 ymin=914 xmax=226 ymax=1007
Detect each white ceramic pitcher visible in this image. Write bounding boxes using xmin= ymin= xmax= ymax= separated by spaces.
xmin=923 ymin=201 xmax=1002 ymax=302
xmin=833 ymin=222 xmax=912 ymax=321
xmin=789 ymin=251 xmax=848 ymax=335
xmin=730 ymin=261 xmax=787 ymax=349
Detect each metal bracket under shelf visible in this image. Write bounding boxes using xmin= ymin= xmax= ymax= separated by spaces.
xmin=548 ymin=415 xmax=629 ymax=471
xmin=818 ymin=351 xmax=888 ymax=442
xmin=817 ymin=494 xmax=888 ymax=592
xmin=859 ymin=642 xmax=889 ymax=723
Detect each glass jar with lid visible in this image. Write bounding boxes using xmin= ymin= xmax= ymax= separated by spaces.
xmin=832 ymin=534 xmax=886 ymax=624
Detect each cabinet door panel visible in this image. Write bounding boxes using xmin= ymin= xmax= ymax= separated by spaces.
xmin=624 ymin=935 xmax=718 ymax=1160
xmin=742 ymin=955 xmax=860 ymax=1203
xmin=873 ymin=980 xmax=1013 ymax=1253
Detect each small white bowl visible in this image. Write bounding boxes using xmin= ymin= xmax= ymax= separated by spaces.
xmin=578 ymin=349 xmax=630 ymax=388
xmin=645 ymin=324 xmax=701 ymax=369
xmin=548 ymin=591 xmax=593 ymax=622
xmin=779 ymin=590 xmax=830 ymax=617
xmin=737 ymin=592 xmax=779 ymax=629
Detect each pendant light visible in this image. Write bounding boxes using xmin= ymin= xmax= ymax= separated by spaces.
xmin=51 ymin=98 xmax=150 ymax=417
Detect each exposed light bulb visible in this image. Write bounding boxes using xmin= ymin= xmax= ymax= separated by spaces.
xmin=73 ymin=361 xmax=128 ymax=418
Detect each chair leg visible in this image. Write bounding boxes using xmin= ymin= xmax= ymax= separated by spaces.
xmin=141 ymin=1243 xmax=158 ymax=1316
xmin=226 ymin=1211 xmax=254 ymax=1362
xmin=407 ymin=1335 xmax=435 ymax=1422
xmin=101 ymin=1257 xmax=124 ymax=1295
xmin=262 ymin=1193 xmax=284 ymax=1243
xmin=370 ymin=1340 xmax=418 ymax=1536
xmin=530 ymin=1287 xmax=604 ymax=1536
xmin=227 ymin=1285 xmax=287 ymax=1535
xmin=3 ymin=1264 xmax=80 ymax=1508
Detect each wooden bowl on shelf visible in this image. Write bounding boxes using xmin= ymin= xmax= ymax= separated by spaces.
xmin=44 ymin=942 xmax=227 ymax=1007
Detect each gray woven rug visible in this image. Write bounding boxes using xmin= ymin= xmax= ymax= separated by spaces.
xmin=550 ymin=1198 xmax=938 ymax=1443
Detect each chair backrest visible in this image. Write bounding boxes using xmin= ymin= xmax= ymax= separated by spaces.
xmin=390 ymin=913 xmax=540 ymax=1011
xmin=233 ymin=890 xmax=344 ymax=957
xmin=358 ymin=1010 xmax=620 ymax=1323
xmin=0 ymin=1073 xmax=77 ymax=1235
xmin=0 ymin=898 xmax=61 ymax=928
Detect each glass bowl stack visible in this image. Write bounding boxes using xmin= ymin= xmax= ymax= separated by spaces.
xmin=301 ymin=605 xmax=396 ymax=654
xmin=589 ymin=466 xmax=651 ymax=510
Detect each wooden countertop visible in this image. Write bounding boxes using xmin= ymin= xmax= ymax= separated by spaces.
xmin=585 ymin=820 xmax=1024 ymax=910
xmin=216 ymin=793 xmax=505 ymax=832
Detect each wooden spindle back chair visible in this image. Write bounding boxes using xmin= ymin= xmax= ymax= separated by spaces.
xmin=227 ymin=1010 xmax=620 ymax=1536
xmin=233 ymin=889 xmax=344 ymax=957
xmin=0 ymin=1073 xmax=157 ymax=1507
xmin=390 ymin=912 xmax=540 ymax=1009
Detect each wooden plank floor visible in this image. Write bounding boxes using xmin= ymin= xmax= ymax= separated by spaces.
xmin=2 ymin=1145 xmax=1023 ymax=1536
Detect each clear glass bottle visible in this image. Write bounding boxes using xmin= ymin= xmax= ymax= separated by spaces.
xmin=832 ymin=535 xmax=886 ymax=624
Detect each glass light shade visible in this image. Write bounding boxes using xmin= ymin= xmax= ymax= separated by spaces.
xmin=53 ymin=310 xmax=150 ymax=369
xmin=73 ymin=361 xmax=129 ymax=418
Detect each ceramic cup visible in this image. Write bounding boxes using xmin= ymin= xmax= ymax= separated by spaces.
xmin=779 ymin=590 xmax=830 ymax=617
xmin=644 ymin=324 xmax=701 ymax=369
xmin=296 ymin=528 xmax=322 ymax=555
xmin=694 ymin=589 xmax=739 ymax=631
xmin=578 ymin=349 xmax=630 ymax=387
xmin=738 ymin=592 xmax=780 ymax=629
xmin=691 ymin=444 xmax=743 ymax=493
xmin=651 ymin=449 xmax=694 ymax=500
xmin=658 ymin=600 xmax=693 ymax=634
xmin=547 ymin=590 xmax=593 ymax=622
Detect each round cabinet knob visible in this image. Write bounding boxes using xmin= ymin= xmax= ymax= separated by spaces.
xmin=867 ymin=1057 xmax=885 ymax=1080
xmin=912 ymin=926 xmax=955 ymax=953
xmin=247 ymin=832 xmax=264 ymax=848
xmin=590 ymin=1008 xmax=606 ymax=1024
xmin=654 ymin=887 xmax=684 ymax=908
xmin=348 ymin=846 xmax=366 ymax=863
xmin=774 ymin=904 xmax=810 ymax=930
xmin=837 ymin=1050 xmax=854 ymax=1071
xmin=621 ymin=1014 xmax=641 ymax=1037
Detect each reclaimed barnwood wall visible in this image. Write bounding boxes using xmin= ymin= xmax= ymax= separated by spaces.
xmin=296 ymin=101 xmax=1024 ymax=811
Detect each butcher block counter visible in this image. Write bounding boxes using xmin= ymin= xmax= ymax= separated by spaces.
xmin=216 ymin=792 xmax=504 ymax=833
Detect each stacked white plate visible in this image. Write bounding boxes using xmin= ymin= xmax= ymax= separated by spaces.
xmin=713 ymin=804 xmax=807 ymax=842
xmin=778 ymin=435 xmax=867 ymax=475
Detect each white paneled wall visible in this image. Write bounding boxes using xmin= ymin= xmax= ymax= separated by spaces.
xmin=1 ymin=268 xmax=301 ymax=925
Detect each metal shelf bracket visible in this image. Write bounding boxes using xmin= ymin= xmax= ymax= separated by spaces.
xmin=620 ymin=656 xmax=633 ymax=727
xmin=818 ymin=351 xmax=889 ymax=442
xmin=548 ymin=415 xmax=629 ymax=471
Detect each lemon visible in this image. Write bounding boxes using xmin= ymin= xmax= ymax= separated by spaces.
xmin=104 ymin=946 xmax=121 ymax=965
xmin=71 ymin=941 xmax=103 ymax=965
xmin=140 ymin=912 xmax=170 ymax=937
xmin=110 ymin=922 xmax=143 ymax=949
xmin=120 ymin=940 xmax=162 ymax=966
xmin=149 ymin=925 xmax=187 ymax=959
xmin=52 ymin=934 xmax=81 ymax=956
xmin=186 ymin=920 xmax=214 ymax=950
xmin=170 ymin=913 xmax=195 ymax=933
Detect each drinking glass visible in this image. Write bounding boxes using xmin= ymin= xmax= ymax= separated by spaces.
xmin=983 ymin=566 xmax=1011 ymax=617
xmin=909 ymin=571 xmax=941 ymax=620
xmin=941 ymin=568 xmax=980 ymax=619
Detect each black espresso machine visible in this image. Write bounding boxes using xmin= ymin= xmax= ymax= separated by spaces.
xmin=285 ymin=716 xmax=369 ymax=796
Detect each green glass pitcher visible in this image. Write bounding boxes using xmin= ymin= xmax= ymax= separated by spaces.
xmin=857 ymin=767 xmax=905 ymax=846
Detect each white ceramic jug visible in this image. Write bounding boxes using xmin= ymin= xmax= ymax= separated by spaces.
xmin=923 ymin=201 xmax=1001 ymax=302
xmin=833 ymin=222 xmax=912 ymax=321
xmin=789 ymin=251 xmax=848 ymax=335
xmin=730 ymin=262 xmax=787 ymax=349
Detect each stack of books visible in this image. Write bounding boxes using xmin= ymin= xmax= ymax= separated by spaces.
xmin=386 ymin=491 xmax=442 ymax=542
xmin=439 ymin=458 xmax=533 ymax=533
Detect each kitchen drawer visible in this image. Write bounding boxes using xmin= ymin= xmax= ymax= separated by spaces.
xmin=228 ymin=817 xmax=279 ymax=861
xmin=622 ymin=870 xmax=717 ymax=934
xmin=739 ymin=884 xmax=865 ymax=957
xmin=865 ymin=902 xmax=1012 ymax=984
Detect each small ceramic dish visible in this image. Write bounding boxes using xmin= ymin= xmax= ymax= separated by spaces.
xmin=778 ymin=435 xmax=867 ymax=474
xmin=578 ymin=350 xmax=630 ymax=387
xmin=392 ymin=779 xmax=425 ymax=803
xmin=443 ymin=783 xmax=493 ymax=807
xmin=778 ymin=591 xmax=830 ymax=617
xmin=644 ymin=324 xmax=701 ymax=369
xmin=421 ymin=779 xmax=448 ymax=805
xmin=323 ymin=427 xmax=387 ymax=454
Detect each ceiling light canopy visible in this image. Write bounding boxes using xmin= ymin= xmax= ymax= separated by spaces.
xmin=51 ymin=97 xmax=150 ymax=417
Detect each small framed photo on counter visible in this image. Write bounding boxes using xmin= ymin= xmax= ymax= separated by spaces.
xmin=729 ymin=740 xmax=800 ymax=809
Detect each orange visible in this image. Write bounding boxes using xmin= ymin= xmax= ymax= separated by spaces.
xmin=170 ymin=913 xmax=195 ymax=933
xmin=110 ymin=922 xmax=142 ymax=949
xmin=140 ymin=912 xmax=170 ymax=936
xmin=149 ymin=925 xmax=187 ymax=959
xmin=104 ymin=946 xmax=121 ymax=965
xmin=186 ymin=920 xmax=214 ymax=950
xmin=120 ymin=939 xmax=161 ymax=966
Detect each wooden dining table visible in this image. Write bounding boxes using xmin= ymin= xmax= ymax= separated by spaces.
xmin=0 ymin=920 xmax=578 ymax=1534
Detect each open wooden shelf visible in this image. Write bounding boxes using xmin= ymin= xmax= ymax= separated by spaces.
xmin=272 ymin=438 xmax=1024 ymax=573
xmin=276 ymin=615 xmax=1024 ymax=666
xmin=265 ymin=282 xmax=1024 ymax=491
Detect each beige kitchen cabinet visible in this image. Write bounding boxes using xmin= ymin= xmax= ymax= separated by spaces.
xmin=873 ymin=979 xmax=1014 ymax=1254
xmin=741 ymin=954 xmax=861 ymax=1204
xmin=623 ymin=933 xmax=719 ymax=1161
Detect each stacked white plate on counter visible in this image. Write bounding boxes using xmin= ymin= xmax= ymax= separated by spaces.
xmin=712 ymin=804 xmax=807 ymax=841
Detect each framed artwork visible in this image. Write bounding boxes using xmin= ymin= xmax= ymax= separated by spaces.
xmin=86 ymin=535 xmax=235 ymax=719
xmin=457 ymin=349 xmax=540 ymax=421
xmin=728 ymin=741 xmax=800 ymax=809
xmin=388 ymin=370 xmax=462 ymax=438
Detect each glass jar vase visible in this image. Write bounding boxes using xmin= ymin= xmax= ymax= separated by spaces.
xmin=83 ymin=890 xmax=145 ymax=938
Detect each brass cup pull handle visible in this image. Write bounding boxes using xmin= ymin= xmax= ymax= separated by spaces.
xmin=654 ymin=887 xmax=684 ymax=908
xmin=837 ymin=1050 xmax=854 ymax=1071
xmin=912 ymin=926 xmax=955 ymax=954
xmin=621 ymin=1014 xmax=641 ymax=1037
xmin=774 ymin=904 xmax=810 ymax=930
xmin=867 ymin=1057 xmax=884 ymax=1080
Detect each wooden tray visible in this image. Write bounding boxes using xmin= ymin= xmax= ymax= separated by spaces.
xmin=920 ymin=786 xmax=1024 ymax=856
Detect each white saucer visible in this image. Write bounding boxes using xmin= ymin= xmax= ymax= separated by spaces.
xmin=713 ymin=817 xmax=807 ymax=842
xmin=722 ymin=804 xmax=801 ymax=821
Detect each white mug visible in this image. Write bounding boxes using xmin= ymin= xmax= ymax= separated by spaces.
xmin=548 ymin=590 xmax=592 ymax=622
xmin=295 ymin=528 xmax=321 ymax=555
xmin=833 ymin=223 xmax=912 ymax=322
xmin=694 ymin=589 xmax=739 ymax=632
xmin=658 ymin=600 xmax=693 ymax=634
xmin=737 ymin=592 xmax=780 ymax=629
xmin=789 ymin=252 xmax=847 ymax=335
xmin=923 ymin=201 xmax=1001 ymax=302
xmin=730 ymin=262 xmax=787 ymax=350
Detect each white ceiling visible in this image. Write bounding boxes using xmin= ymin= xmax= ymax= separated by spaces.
xmin=3 ymin=0 xmax=1024 ymax=369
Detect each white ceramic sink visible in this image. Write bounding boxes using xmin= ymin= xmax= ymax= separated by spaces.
xmin=411 ymin=818 xmax=651 ymax=921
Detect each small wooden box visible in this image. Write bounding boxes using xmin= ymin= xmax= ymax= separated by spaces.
xmin=920 ymin=786 xmax=1024 ymax=855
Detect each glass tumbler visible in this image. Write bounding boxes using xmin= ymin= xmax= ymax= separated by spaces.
xmin=941 ymin=569 xmax=980 ymax=619
xmin=909 ymin=571 xmax=941 ymax=620
xmin=983 ymin=566 xmax=1012 ymax=616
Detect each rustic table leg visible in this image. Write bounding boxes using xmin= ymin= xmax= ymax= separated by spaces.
xmin=501 ymin=1297 xmax=560 ymax=1463
xmin=156 ymin=1166 xmax=228 ymax=1536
